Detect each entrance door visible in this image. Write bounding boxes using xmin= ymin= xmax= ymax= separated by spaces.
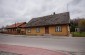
xmin=45 ymin=26 xmax=49 ymax=34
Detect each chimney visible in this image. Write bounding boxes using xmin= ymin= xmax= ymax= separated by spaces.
xmin=53 ymin=12 xmax=55 ymax=15
xmin=15 ymin=22 xmax=16 ymax=27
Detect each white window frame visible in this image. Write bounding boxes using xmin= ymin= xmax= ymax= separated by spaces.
xmin=36 ymin=27 xmax=40 ymax=32
xmin=55 ymin=26 xmax=62 ymax=32
xmin=28 ymin=28 xmax=31 ymax=32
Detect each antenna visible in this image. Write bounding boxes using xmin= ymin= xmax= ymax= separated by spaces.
xmin=67 ymin=3 xmax=69 ymax=12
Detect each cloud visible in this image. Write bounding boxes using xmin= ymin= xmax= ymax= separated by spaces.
xmin=69 ymin=0 xmax=85 ymax=18
xmin=70 ymin=0 xmax=81 ymax=5
xmin=0 ymin=0 xmax=85 ymax=27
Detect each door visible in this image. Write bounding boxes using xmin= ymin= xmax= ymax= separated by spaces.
xmin=45 ymin=26 xmax=49 ymax=34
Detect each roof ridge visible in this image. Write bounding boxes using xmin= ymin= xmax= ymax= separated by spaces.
xmin=33 ymin=12 xmax=69 ymax=19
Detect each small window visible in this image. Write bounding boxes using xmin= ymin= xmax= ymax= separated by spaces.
xmin=28 ymin=28 xmax=31 ymax=32
xmin=55 ymin=26 xmax=62 ymax=32
xmin=36 ymin=27 xmax=40 ymax=32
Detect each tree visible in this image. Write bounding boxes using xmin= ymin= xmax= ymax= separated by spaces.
xmin=70 ymin=20 xmax=76 ymax=32
xmin=70 ymin=19 xmax=78 ymax=32
xmin=78 ymin=19 xmax=85 ymax=32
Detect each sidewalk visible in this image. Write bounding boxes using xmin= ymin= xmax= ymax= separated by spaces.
xmin=0 ymin=44 xmax=70 ymax=55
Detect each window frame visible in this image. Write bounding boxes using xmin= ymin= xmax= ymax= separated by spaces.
xmin=28 ymin=28 xmax=31 ymax=33
xmin=36 ymin=27 xmax=40 ymax=33
xmin=55 ymin=26 xmax=62 ymax=32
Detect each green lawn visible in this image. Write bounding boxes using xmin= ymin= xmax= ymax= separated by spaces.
xmin=72 ymin=32 xmax=85 ymax=37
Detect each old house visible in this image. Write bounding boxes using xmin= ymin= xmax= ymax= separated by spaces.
xmin=19 ymin=23 xmax=26 ymax=34
xmin=26 ymin=12 xmax=70 ymax=36
xmin=0 ymin=27 xmax=6 ymax=33
xmin=6 ymin=22 xmax=26 ymax=34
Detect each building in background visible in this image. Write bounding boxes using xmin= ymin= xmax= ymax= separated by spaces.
xmin=5 ymin=22 xmax=26 ymax=35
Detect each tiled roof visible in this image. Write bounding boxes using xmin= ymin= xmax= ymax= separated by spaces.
xmin=27 ymin=12 xmax=70 ymax=27
xmin=6 ymin=22 xmax=26 ymax=28
xmin=19 ymin=24 xmax=26 ymax=28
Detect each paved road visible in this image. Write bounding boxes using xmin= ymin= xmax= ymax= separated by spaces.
xmin=0 ymin=34 xmax=85 ymax=55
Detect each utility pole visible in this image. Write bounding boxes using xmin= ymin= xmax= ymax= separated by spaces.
xmin=67 ymin=3 xmax=69 ymax=12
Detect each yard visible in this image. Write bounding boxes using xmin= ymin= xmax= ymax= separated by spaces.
xmin=72 ymin=32 xmax=85 ymax=37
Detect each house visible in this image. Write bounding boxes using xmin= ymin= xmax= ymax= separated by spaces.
xmin=26 ymin=12 xmax=70 ymax=36
xmin=0 ymin=28 xmax=4 ymax=33
xmin=19 ymin=23 xmax=26 ymax=34
xmin=0 ymin=27 xmax=7 ymax=33
xmin=75 ymin=28 xmax=80 ymax=32
xmin=6 ymin=22 xmax=26 ymax=34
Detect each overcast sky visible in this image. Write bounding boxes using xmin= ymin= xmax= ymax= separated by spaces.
xmin=0 ymin=0 xmax=85 ymax=28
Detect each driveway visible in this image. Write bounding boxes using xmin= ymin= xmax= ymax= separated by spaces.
xmin=0 ymin=33 xmax=85 ymax=55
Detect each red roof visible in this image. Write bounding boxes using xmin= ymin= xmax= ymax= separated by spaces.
xmin=19 ymin=24 xmax=26 ymax=28
xmin=6 ymin=22 xmax=26 ymax=28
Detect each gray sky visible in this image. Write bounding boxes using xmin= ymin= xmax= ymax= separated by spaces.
xmin=0 ymin=0 xmax=85 ymax=28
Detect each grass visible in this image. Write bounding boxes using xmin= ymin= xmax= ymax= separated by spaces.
xmin=72 ymin=32 xmax=85 ymax=37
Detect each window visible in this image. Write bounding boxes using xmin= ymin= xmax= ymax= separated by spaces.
xmin=28 ymin=28 xmax=31 ymax=32
xmin=36 ymin=27 xmax=40 ymax=32
xmin=55 ymin=26 xmax=62 ymax=32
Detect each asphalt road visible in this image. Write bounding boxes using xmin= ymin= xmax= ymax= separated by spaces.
xmin=0 ymin=34 xmax=85 ymax=55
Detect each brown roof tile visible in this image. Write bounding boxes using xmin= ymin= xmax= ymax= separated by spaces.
xmin=19 ymin=24 xmax=26 ymax=28
xmin=27 ymin=12 xmax=70 ymax=27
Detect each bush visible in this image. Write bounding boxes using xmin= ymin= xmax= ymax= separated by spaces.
xmin=72 ymin=32 xmax=85 ymax=37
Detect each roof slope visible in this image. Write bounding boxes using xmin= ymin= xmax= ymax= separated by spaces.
xmin=6 ymin=22 xmax=26 ymax=28
xmin=27 ymin=12 xmax=70 ymax=27
xmin=19 ymin=23 xmax=26 ymax=28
